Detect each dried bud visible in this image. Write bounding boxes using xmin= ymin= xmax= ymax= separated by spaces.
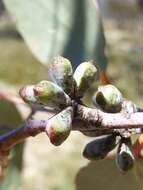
xmin=45 ymin=107 xmax=73 ymax=146
xmin=73 ymin=61 xmax=97 ymax=98
xmin=93 ymin=84 xmax=123 ymax=113
xmin=83 ymin=134 xmax=117 ymax=160
xmin=116 ymin=139 xmax=134 ymax=172
xmin=34 ymin=81 xmax=71 ymax=109
xmin=49 ymin=55 xmax=74 ymax=96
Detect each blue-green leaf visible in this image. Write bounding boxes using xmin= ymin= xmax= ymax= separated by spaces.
xmin=4 ymin=0 xmax=107 ymax=70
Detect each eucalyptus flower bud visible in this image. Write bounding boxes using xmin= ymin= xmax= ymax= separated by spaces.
xmin=49 ymin=55 xmax=74 ymax=96
xmin=83 ymin=134 xmax=117 ymax=160
xmin=34 ymin=80 xmax=71 ymax=109
xmin=19 ymin=85 xmax=37 ymax=104
xmin=93 ymin=84 xmax=123 ymax=113
xmin=73 ymin=61 xmax=97 ymax=98
xmin=116 ymin=139 xmax=134 ymax=172
xmin=45 ymin=107 xmax=73 ymax=146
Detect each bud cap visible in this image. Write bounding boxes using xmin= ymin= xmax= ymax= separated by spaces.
xmin=93 ymin=84 xmax=123 ymax=113
xmin=49 ymin=56 xmax=74 ymax=96
xmin=46 ymin=107 xmax=73 ymax=146
xmin=74 ymin=61 xmax=97 ymax=98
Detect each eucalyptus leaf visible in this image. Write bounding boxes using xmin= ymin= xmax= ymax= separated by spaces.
xmin=4 ymin=0 xmax=107 ymax=70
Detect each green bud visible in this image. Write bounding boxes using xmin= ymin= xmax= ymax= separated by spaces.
xmin=19 ymin=81 xmax=71 ymax=110
xmin=49 ymin=55 xmax=74 ymax=96
xmin=45 ymin=107 xmax=73 ymax=146
xmin=73 ymin=61 xmax=97 ymax=98
xmin=19 ymin=85 xmax=37 ymax=104
xmin=83 ymin=134 xmax=116 ymax=160
xmin=116 ymin=139 xmax=134 ymax=172
xmin=93 ymin=84 xmax=123 ymax=113
xmin=34 ymin=80 xmax=71 ymax=109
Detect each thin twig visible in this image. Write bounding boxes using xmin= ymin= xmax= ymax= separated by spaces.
xmin=0 ymin=119 xmax=46 ymax=151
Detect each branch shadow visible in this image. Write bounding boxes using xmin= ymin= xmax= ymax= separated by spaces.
xmin=75 ymin=159 xmax=142 ymax=190
xmin=0 ymin=28 xmax=21 ymax=40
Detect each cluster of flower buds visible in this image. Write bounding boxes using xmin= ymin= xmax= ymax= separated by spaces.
xmin=83 ymin=134 xmax=135 ymax=172
xmin=83 ymin=84 xmax=135 ymax=172
xmin=19 ymin=56 xmax=97 ymax=146
xmin=19 ymin=55 xmax=135 ymax=172
xmin=83 ymin=134 xmax=117 ymax=160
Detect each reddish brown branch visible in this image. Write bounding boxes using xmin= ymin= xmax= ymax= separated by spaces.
xmin=0 ymin=119 xmax=46 ymax=151
xmin=1 ymin=104 xmax=143 ymax=152
xmin=74 ymin=105 xmax=143 ymax=130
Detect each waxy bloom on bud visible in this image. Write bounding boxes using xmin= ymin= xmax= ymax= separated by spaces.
xmin=74 ymin=61 xmax=97 ymax=98
xmin=93 ymin=84 xmax=123 ymax=113
xmin=49 ymin=55 xmax=74 ymax=96
xmin=45 ymin=107 xmax=73 ymax=146
xmin=83 ymin=134 xmax=116 ymax=160
xmin=116 ymin=139 xmax=134 ymax=172
xmin=33 ymin=80 xmax=71 ymax=109
xmin=19 ymin=81 xmax=71 ymax=110
xmin=19 ymin=85 xmax=37 ymax=104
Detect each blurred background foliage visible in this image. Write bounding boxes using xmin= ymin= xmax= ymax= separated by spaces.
xmin=0 ymin=0 xmax=142 ymax=189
